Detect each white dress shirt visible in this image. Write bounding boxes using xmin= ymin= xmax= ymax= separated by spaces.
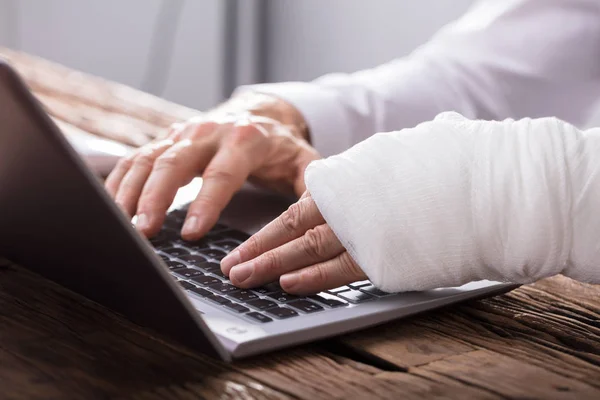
xmin=242 ymin=0 xmax=600 ymax=157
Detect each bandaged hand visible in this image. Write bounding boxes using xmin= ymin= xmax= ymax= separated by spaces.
xmin=224 ymin=112 xmax=600 ymax=294
xmin=220 ymin=192 xmax=367 ymax=294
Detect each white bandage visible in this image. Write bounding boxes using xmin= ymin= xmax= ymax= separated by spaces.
xmin=305 ymin=112 xmax=600 ymax=292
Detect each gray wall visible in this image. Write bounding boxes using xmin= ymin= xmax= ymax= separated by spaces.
xmin=0 ymin=0 xmax=226 ymax=110
xmin=265 ymin=0 xmax=475 ymax=82
xmin=0 ymin=0 xmax=477 ymax=111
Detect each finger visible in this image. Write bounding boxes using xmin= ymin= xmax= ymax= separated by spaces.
xmin=114 ymin=139 xmax=174 ymax=217
xmin=228 ymin=224 xmax=345 ymax=287
xmin=135 ymin=139 xmax=215 ymax=237
xmin=105 ymin=154 xmax=136 ymax=197
xmin=279 ymin=252 xmax=367 ymax=295
xmin=105 ymin=122 xmax=187 ymax=198
xmin=181 ymin=122 xmax=270 ymax=240
xmin=220 ymin=192 xmax=324 ymax=271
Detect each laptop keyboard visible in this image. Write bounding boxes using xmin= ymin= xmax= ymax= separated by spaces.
xmin=150 ymin=209 xmax=394 ymax=323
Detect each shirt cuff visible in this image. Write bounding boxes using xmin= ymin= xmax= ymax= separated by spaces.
xmin=234 ymin=82 xmax=353 ymax=157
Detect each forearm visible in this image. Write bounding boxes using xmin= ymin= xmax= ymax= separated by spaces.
xmin=305 ymin=113 xmax=600 ymax=292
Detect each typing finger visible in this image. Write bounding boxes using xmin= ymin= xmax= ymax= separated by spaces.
xmin=228 ymin=224 xmax=344 ymax=287
xmin=105 ymin=153 xmax=136 ymax=197
xmin=279 ymin=252 xmax=367 ymax=295
xmin=221 ymin=192 xmax=324 ymax=272
xmin=114 ymin=139 xmax=174 ymax=217
xmin=181 ymin=122 xmax=271 ymax=240
xmin=105 ymin=122 xmax=185 ymax=198
xmin=135 ymin=140 xmax=215 ymax=237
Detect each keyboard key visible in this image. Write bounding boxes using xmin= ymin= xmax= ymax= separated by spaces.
xmin=308 ymin=295 xmax=348 ymax=308
xmin=209 ymin=283 xmax=240 ymax=294
xmin=194 ymin=261 xmax=221 ymax=272
xmin=150 ymin=236 xmax=170 ymax=247
xmin=165 ymin=261 xmax=187 ymax=271
xmin=262 ymin=282 xmax=283 ymax=293
xmin=246 ymin=299 xmax=278 ymax=310
xmin=210 ymin=223 xmax=228 ymax=232
xmin=288 ymin=300 xmax=324 ymax=313
xmin=178 ymin=254 xmax=207 ymax=265
xmin=192 ymin=275 xmax=221 ymax=286
xmin=169 ymin=209 xmax=188 ymax=219
xmin=246 ymin=312 xmax=272 ymax=323
xmin=190 ymin=287 xmax=213 ymax=297
xmin=336 ymin=290 xmax=375 ymax=304
xmin=159 ymin=254 xmax=171 ymax=262
xmin=209 ymin=268 xmax=228 ymax=278
xmin=206 ymin=295 xmax=231 ymax=305
xmin=200 ymin=249 xmax=227 ymax=261
xmin=184 ymin=240 xmax=211 ymax=252
xmin=252 ymin=287 xmax=273 ymax=295
xmin=224 ymin=303 xmax=249 ymax=313
xmin=163 ymin=247 xmax=191 ymax=258
xmin=360 ymin=284 xmax=392 ymax=297
xmin=348 ymin=280 xmax=371 ymax=289
xmin=178 ymin=280 xmax=195 ymax=290
xmin=229 ymin=290 xmax=259 ymax=302
xmin=225 ymin=230 xmax=251 ymax=242
xmin=328 ymin=286 xmax=351 ymax=294
xmin=267 ymin=291 xmax=299 ymax=303
xmin=204 ymin=233 xmax=227 ymax=242
xmin=212 ymin=240 xmax=239 ymax=252
xmin=173 ymin=268 xmax=204 ymax=279
xmin=266 ymin=307 xmax=299 ymax=319
xmin=162 ymin=219 xmax=181 ymax=230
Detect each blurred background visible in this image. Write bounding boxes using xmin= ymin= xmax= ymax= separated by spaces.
xmin=0 ymin=0 xmax=475 ymax=110
xmin=1 ymin=0 xmax=598 ymax=124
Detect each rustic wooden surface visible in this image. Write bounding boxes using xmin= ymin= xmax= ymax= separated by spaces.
xmin=1 ymin=48 xmax=599 ymax=399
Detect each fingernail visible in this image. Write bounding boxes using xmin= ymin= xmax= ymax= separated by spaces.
xmin=230 ymin=262 xmax=253 ymax=284
xmin=280 ymin=273 xmax=300 ymax=291
xmin=221 ymin=250 xmax=241 ymax=273
xmin=136 ymin=213 xmax=150 ymax=231
xmin=181 ymin=216 xmax=199 ymax=237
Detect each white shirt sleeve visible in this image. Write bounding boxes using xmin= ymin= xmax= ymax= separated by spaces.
xmin=237 ymin=0 xmax=600 ymax=157
xmin=305 ymin=112 xmax=600 ymax=292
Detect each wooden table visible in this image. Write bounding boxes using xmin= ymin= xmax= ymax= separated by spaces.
xmin=1 ymin=49 xmax=599 ymax=400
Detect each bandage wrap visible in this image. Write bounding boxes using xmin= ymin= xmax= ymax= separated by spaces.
xmin=305 ymin=112 xmax=600 ymax=292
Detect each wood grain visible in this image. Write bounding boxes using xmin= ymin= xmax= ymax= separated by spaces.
xmin=0 ymin=47 xmax=201 ymax=146
xmin=0 ymin=49 xmax=599 ymax=399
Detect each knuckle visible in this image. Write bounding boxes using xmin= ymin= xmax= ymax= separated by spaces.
xmin=280 ymin=202 xmax=303 ymax=234
xmin=238 ymin=235 xmax=262 ymax=260
xmin=259 ymin=251 xmax=281 ymax=274
xmin=193 ymin=193 xmax=217 ymax=209
xmin=228 ymin=124 xmax=264 ymax=146
xmin=153 ymin=153 xmax=179 ymax=171
xmin=187 ymin=121 xmax=218 ymax=140
xmin=116 ymin=157 xmax=134 ymax=171
xmin=338 ymin=252 xmax=363 ymax=279
xmin=307 ymin=264 xmax=329 ymax=285
xmin=133 ymin=153 xmax=154 ymax=169
xmin=202 ymin=168 xmax=237 ymax=186
xmin=302 ymin=227 xmax=327 ymax=260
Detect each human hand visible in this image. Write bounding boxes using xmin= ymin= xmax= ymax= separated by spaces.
xmin=105 ymin=92 xmax=320 ymax=240
xmin=220 ymin=192 xmax=368 ymax=295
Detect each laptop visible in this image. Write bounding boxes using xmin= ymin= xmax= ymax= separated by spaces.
xmin=0 ymin=61 xmax=517 ymax=361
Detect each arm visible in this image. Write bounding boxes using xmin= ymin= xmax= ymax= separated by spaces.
xmin=240 ymin=0 xmax=600 ymax=156
xmin=304 ymin=112 xmax=600 ymax=292
xmin=222 ymin=113 xmax=600 ymax=293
